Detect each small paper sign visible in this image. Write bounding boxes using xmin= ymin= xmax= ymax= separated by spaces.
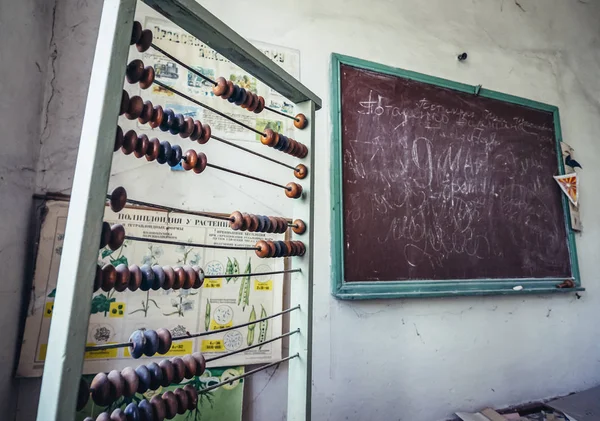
xmin=554 ymin=173 xmax=578 ymax=206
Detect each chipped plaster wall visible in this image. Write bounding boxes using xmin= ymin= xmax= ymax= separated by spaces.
xmin=18 ymin=0 xmax=600 ymax=420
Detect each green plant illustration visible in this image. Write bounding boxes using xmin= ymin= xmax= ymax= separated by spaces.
xmin=91 ymin=294 xmax=116 ymax=317
xmin=163 ymin=289 xmax=198 ymax=317
xmin=225 ymin=257 xmax=240 ymax=283
xmin=129 ymin=245 xmax=161 ymax=317
xmin=237 ymin=258 xmax=251 ymax=311
xmin=204 ymin=299 xmax=211 ymax=331
xmin=247 ymin=305 xmax=256 ymax=346
xmin=175 ymin=243 xmax=200 ymax=266
xmin=258 ymin=305 xmax=268 ymax=349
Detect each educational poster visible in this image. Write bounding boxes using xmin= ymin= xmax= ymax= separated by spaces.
xmin=17 ymin=201 xmax=284 ymax=377
xmin=77 ymin=366 xmax=245 ymax=421
xmin=127 ymin=3 xmax=300 ymax=143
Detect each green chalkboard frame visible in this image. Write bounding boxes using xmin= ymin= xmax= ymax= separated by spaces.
xmin=330 ymin=53 xmax=581 ymax=300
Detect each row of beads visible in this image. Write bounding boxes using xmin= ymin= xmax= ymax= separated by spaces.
xmin=128 ymin=328 xmax=171 ymax=359
xmin=229 ymin=211 xmax=305 ymax=235
xmin=126 ymin=59 xmax=154 ymax=89
xmin=261 ymin=128 xmax=308 ymax=159
xmin=99 ymin=222 xmax=125 ymax=250
xmin=95 ymin=263 xmax=205 ymax=293
xmin=212 ymin=76 xmax=265 ymax=113
xmin=130 ymin=21 xmax=152 ymax=53
xmin=255 ymin=240 xmax=306 ymax=258
xmin=90 ymin=353 xmax=205 ymax=406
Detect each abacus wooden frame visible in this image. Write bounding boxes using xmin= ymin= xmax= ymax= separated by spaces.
xmin=36 ymin=1 xmax=319 ymax=420
xmin=330 ymin=52 xmax=581 ymax=300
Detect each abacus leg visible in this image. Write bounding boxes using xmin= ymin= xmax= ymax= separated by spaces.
xmin=36 ymin=1 xmax=137 ymax=420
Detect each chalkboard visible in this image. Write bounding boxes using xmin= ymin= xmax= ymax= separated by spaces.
xmin=330 ymin=53 xmax=580 ymax=299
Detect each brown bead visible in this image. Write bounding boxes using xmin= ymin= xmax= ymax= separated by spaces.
xmin=289 ymin=241 xmax=298 ymax=256
xmin=174 ymin=267 xmax=186 ymax=290
xmin=181 ymin=355 xmax=197 ymax=379
xmin=107 ymin=369 xmax=124 ymax=402
xmin=267 ymin=217 xmax=278 ymax=234
xmin=193 ymin=152 xmax=207 ymax=174
xmin=100 ymin=221 xmax=111 ymax=249
xmin=134 ymin=134 xmax=149 ymax=158
xmin=278 ymin=217 xmax=288 ymax=234
xmin=149 ymin=105 xmax=164 ymax=129
xmin=246 ymin=93 xmax=257 ymax=112
xmin=254 ymin=96 xmax=265 ymax=114
xmin=101 ymin=264 xmax=116 ymax=292
xmin=260 ymin=129 xmax=276 ymax=147
xmin=182 ymin=149 xmax=197 ymax=171
xmin=235 ymin=88 xmax=247 ymax=106
xmin=162 ymin=391 xmax=178 ymax=419
xmin=159 ymin=359 xmax=175 ymax=387
xmin=139 ymin=66 xmax=155 ymax=89
xmin=114 ymin=125 xmax=124 ymax=152
xmin=121 ymin=129 xmax=138 ymax=155
xmin=110 ymin=409 xmax=126 ymax=421
xmin=191 ymin=352 xmax=206 ymax=376
xmin=126 ymin=95 xmax=143 ymax=120
xmin=294 ymin=113 xmax=308 ymax=129
xmin=110 ymin=186 xmax=127 ymax=212
xmin=162 ymin=266 xmax=175 ymax=290
xmin=136 ymin=29 xmax=153 ymax=53
xmin=128 ymin=264 xmax=142 ymax=291
xmin=255 ymin=240 xmax=269 ymax=258
xmin=183 ymin=384 xmax=198 ymax=410
xmin=297 ymin=241 xmax=306 ymax=256
xmin=182 ymin=265 xmax=196 ymax=289
xmin=284 ymin=138 xmax=295 ymax=154
xmin=189 ymin=120 xmax=203 ymax=141
xmin=77 ymin=377 xmax=90 ymax=411
xmin=242 ymin=90 xmax=254 ymax=108
xmin=96 ymin=414 xmax=111 ymax=421
xmin=248 ymin=215 xmax=259 ymax=232
xmin=267 ymin=241 xmax=277 ymax=257
xmin=212 ymin=77 xmax=227 ymax=96
xmin=138 ymin=101 xmax=154 ymax=125
xmin=114 ymin=264 xmax=130 ymax=292
xmin=179 ymin=117 xmax=195 ymax=138
xmin=173 ymin=388 xmax=189 ymax=414
xmin=242 ymin=213 xmax=252 ymax=231
xmin=131 ymin=21 xmax=142 ymax=45
xmin=121 ymin=367 xmax=139 ymax=398
xmin=285 ymin=182 xmax=303 ymax=199
xmin=292 ymin=219 xmax=306 ymax=235
xmin=192 ymin=265 xmax=204 ymax=289
xmin=229 ymin=211 xmax=243 ymax=230
xmin=156 ymin=327 xmax=172 ymax=354
xmin=170 ymin=357 xmax=186 ymax=383
xmin=126 ymin=59 xmax=144 ymax=84
xmin=91 ymin=372 xmax=111 ymax=406
xmin=146 ymin=138 xmax=161 ymax=162
xmin=198 ymin=123 xmax=211 ymax=144
xmin=94 ymin=264 xmax=103 ymax=292
xmin=294 ymin=164 xmax=308 ymax=179
xmin=120 ymin=90 xmax=129 ymax=116
xmin=109 ymin=224 xmax=125 ymax=251
xmin=222 ymin=80 xmax=234 ymax=100
xmin=150 ymin=395 xmax=167 ymax=421
xmin=284 ymin=241 xmax=293 ymax=256
xmin=298 ymin=143 xmax=308 ymax=158
xmin=288 ymin=139 xmax=298 ymax=157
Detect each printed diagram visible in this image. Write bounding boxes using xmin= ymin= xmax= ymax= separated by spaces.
xmin=155 ymin=61 xmax=179 ymax=79
xmin=237 ymin=258 xmax=251 ymax=311
xmin=223 ymin=331 xmax=243 ymax=351
xmin=89 ymin=324 xmax=114 ymax=344
xmin=205 ymin=260 xmax=225 ymax=278
xmin=225 ymin=257 xmax=240 ymax=282
xmin=213 ymin=305 xmax=234 ymax=326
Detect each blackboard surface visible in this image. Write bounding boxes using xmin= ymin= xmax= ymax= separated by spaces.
xmin=339 ymin=63 xmax=571 ymax=282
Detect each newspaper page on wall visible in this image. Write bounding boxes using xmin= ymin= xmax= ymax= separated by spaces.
xmin=17 ymin=201 xmax=285 ymax=377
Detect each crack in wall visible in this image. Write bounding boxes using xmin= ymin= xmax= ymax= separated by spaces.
xmin=41 ymin=2 xmax=58 ymax=145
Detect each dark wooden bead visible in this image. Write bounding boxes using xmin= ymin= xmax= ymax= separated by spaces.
xmin=285 ymin=182 xmax=303 ymax=199
xmin=94 ymin=264 xmax=102 ymax=292
xmin=128 ymin=264 xmax=142 ymax=291
xmin=101 ymin=264 xmax=116 ymax=292
xmin=248 ymin=214 xmax=259 ymax=232
xmin=255 ymin=240 xmax=269 ymax=258
xmin=110 ymin=408 xmax=126 ymax=421
xmin=157 ymin=141 xmax=172 ymax=165
xmin=181 ymin=355 xmax=197 ymax=379
xmin=130 ymin=21 xmax=142 ymax=45
xmin=140 ymin=264 xmax=155 ymax=291
xmin=256 ymin=215 xmax=267 ymax=232
xmin=126 ymin=59 xmax=144 ymax=84
xmin=109 ymin=224 xmax=125 ymax=250
xmin=120 ymin=90 xmax=129 ymax=116
xmin=212 ymin=77 xmax=227 ymax=96
xmin=191 ymin=352 xmax=206 ymax=375
xmin=234 ymin=88 xmax=247 ymax=106
xmin=100 ymin=221 xmax=111 ymax=249
xmin=193 ymin=152 xmax=207 ymax=174
xmin=122 ymin=129 xmax=138 ymax=155
xmin=134 ymin=133 xmax=150 ymax=158
xmin=139 ymin=66 xmax=155 ymax=90
xmin=173 ymin=388 xmax=189 ymax=414
xmin=136 ymin=29 xmax=153 ymax=53
xmin=151 ymin=265 xmax=165 ymax=291
xmin=143 ymin=329 xmax=159 ymax=356
xmin=267 ymin=217 xmax=278 ymax=233
xmin=298 ymin=143 xmax=308 ymax=158
xmin=135 ymin=365 xmax=151 ymax=394
xmin=167 ymin=144 xmax=182 ymax=167
xmin=183 ymin=384 xmax=198 ymax=410
xmin=297 ymin=241 xmax=306 ymax=256
xmin=162 ymin=391 xmax=178 ymax=419
xmin=288 ymin=139 xmax=298 ymax=156
xmin=170 ymin=357 xmax=186 ymax=383
xmin=242 ymin=90 xmax=254 ymax=108
xmin=138 ymin=101 xmax=154 ymax=125
xmin=189 ymin=120 xmax=203 ymax=141
xmin=138 ymin=399 xmax=154 ymax=421
xmin=115 ymin=264 xmax=130 ymax=292
xmin=222 ymin=80 xmax=234 ymax=99
xmin=150 ymin=395 xmax=167 ymax=421
xmin=174 ymin=267 xmax=187 ymax=290
xmin=110 ymin=186 xmax=127 ymax=212
xmin=192 ymin=266 xmax=204 ymax=288
xmin=247 ymin=93 xmax=258 ymax=112
xmin=182 ymin=265 xmax=196 ymax=289
xmin=156 ymin=327 xmax=172 ymax=354
xmin=107 ymin=369 xmax=124 ymax=402
xmin=229 ymin=211 xmax=243 ymax=230
xmin=242 ymin=213 xmax=252 ymax=231
xmin=146 ymin=138 xmax=161 ymax=162
xmin=294 ymin=113 xmax=308 ymax=129
xmin=96 ymin=414 xmax=111 ymax=421
xmin=77 ymin=377 xmax=89 ymax=411
xmin=124 ymin=402 xmax=140 ymax=421
xmin=121 ymin=366 xmax=139 ymax=398
xmin=254 ymin=96 xmax=265 ymax=114
xmin=260 ymin=129 xmax=276 ymax=147
xmin=198 ymin=123 xmax=211 ymax=144
xmin=147 ymin=362 xmax=163 ymax=390
xmin=294 ymin=164 xmax=308 ymax=179
xmin=160 ymin=109 xmax=174 ymax=132
xmin=90 ymin=372 xmax=111 ymax=406
xmin=267 ymin=241 xmax=276 ymax=257
xmin=162 ymin=266 xmax=175 ymax=290
xmin=182 ymin=149 xmax=197 ymax=171
xmin=126 ymin=96 xmax=144 ymax=120
xmin=149 ymin=105 xmax=164 ymax=129
xmin=292 ymin=219 xmax=306 ymax=235
xmin=158 ymin=359 xmax=174 ymax=387
xmin=179 ymin=117 xmax=194 ymax=138
xmin=273 ymin=241 xmax=282 ymax=258
xmin=114 ymin=125 xmax=124 ymax=152
xmin=169 ymin=114 xmax=184 ymax=136
xmin=129 ymin=330 xmax=146 ymax=359
xmin=227 ymin=85 xmax=240 ymax=103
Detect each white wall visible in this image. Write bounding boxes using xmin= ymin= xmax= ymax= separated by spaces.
xmin=20 ymin=0 xmax=600 ymax=420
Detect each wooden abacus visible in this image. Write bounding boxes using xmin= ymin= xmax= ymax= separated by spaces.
xmin=35 ymin=0 xmax=320 ymax=420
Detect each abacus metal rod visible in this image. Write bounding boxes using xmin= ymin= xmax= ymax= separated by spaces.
xmin=210 ymin=134 xmax=297 ymax=172
xmin=85 ymin=305 xmax=300 ymax=351
xmin=205 ymin=268 xmax=300 ymax=279
xmin=206 ymin=162 xmax=291 ymax=191
xmin=153 ymin=79 xmax=265 ymax=136
xmin=205 ymin=329 xmax=300 ymax=363
xmin=262 ymin=105 xmax=299 ymax=122
xmin=199 ymin=354 xmax=299 ymax=394
xmin=125 ymin=235 xmax=259 ymax=251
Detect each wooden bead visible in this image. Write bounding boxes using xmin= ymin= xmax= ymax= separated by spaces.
xmin=138 ymin=101 xmax=154 ymax=125
xmin=222 ymin=80 xmax=235 ymax=100
xmin=136 ymin=29 xmax=153 ymax=53
xmin=193 ymin=152 xmax=207 ymax=174
xmin=111 ymin=409 xmax=126 ymax=421
xmin=101 ymin=264 xmax=116 ymax=292
xmin=256 ymin=215 xmax=267 ymax=232
xmin=173 ymin=388 xmax=189 ymax=414
xmin=134 ymin=134 xmax=149 ymax=158
xmin=96 ymin=414 xmax=111 ymax=421
xmin=150 ymin=395 xmax=167 ymax=421
xmin=91 ymin=372 xmax=111 ymax=406
xmin=191 ymin=352 xmax=206 ymax=376
xmin=107 ymin=369 xmax=124 ymax=402
xmin=266 ymin=241 xmax=276 ymax=257
xmin=162 ymin=266 xmax=175 ymax=290
xmin=149 ymin=104 xmax=164 ymax=129
xmin=151 ymin=266 xmax=165 ymax=291
xmin=109 ymin=224 xmax=125 ymax=250
xmin=139 ymin=66 xmax=155 ymax=89
xmin=147 ymin=362 xmax=163 ymax=390
xmin=183 ymin=384 xmax=198 ymax=410
xmin=249 ymin=214 xmax=259 ymax=232
xmin=299 ymin=143 xmax=308 ymax=158
xmin=140 ymin=264 xmax=154 ymax=291
xmin=192 ymin=265 xmax=204 ymax=288
xmin=157 ymin=140 xmax=172 ymax=165
xmin=183 ymin=265 xmax=196 ymax=289
xmin=261 ymin=215 xmax=271 ymax=233
xmin=179 ymin=117 xmax=195 ymax=138
xmin=285 ymin=241 xmax=294 ymax=256
xmin=174 ymin=267 xmax=186 ymax=290
xmin=94 ymin=264 xmax=103 ymax=292
xmin=284 ymin=138 xmax=295 ymax=154
xmin=294 ymin=164 xmax=308 ymax=179
xmin=121 ymin=367 xmax=139 ymax=398
xmin=131 ymin=21 xmax=142 ymax=45
xmin=126 ymin=59 xmax=144 ymax=84
xmin=100 ymin=221 xmax=111 ymax=249
xmin=120 ymin=90 xmax=129 ymax=116
xmin=198 ymin=123 xmax=211 ymax=144
xmin=260 ymin=129 xmax=276 ymax=147
xmin=181 ymin=355 xmax=197 ymax=379
xmin=126 ymin=96 xmax=144 ymax=120
xmin=158 ymin=359 xmax=175 ymax=387
xmin=254 ymin=96 xmax=265 ymax=114
xmin=189 ymin=120 xmax=203 ymax=141
xmin=227 ymin=85 xmax=239 ymax=103
xmin=160 ymin=109 xmax=174 ymax=132
xmin=278 ymin=217 xmax=288 ymax=234
xmin=143 ymin=329 xmax=159 ymax=356
xmin=292 ymin=219 xmax=306 ymax=235
xmin=212 ymin=77 xmax=227 ymax=96
xmin=137 ymin=400 xmax=154 ymax=421
xmin=235 ymin=88 xmax=247 ymax=106
xmin=128 ymin=264 xmax=142 ymax=291
xmin=77 ymin=377 xmax=90 ymax=411
xmin=255 ymin=240 xmax=269 ymax=258
xmin=242 ymin=213 xmax=252 ymax=231
xmin=129 ymin=330 xmax=146 ymax=359
xmin=182 ymin=149 xmax=197 ymax=171
xmin=162 ymin=391 xmax=178 ymax=419
xmin=170 ymin=113 xmax=184 ymax=136
xmin=110 ymin=186 xmax=127 ymax=212
xmin=135 ymin=365 xmax=151 ymax=394
xmin=122 ymin=129 xmax=138 ymax=155
xmin=285 ymin=182 xmax=303 ymax=199
xmin=267 ymin=217 xmax=278 ymax=233
xmin=167 ymin=144 xmax=182 ymax=167
xmin=242 ymin=90 xmax=254 ymax=108
xmin=288 ymin=139 xmax=298 ymax=156
xmin=229 ymin=211 xmax=243 ymax=230
xmin=156 ymin=327 xmax=172 ymax=354
xmin=114 ymin=264 xmax=130 ymax=292
xmin=294 ymin=113 xmax=308 ymax=129
xmin=247 ymin=93 xmax=258 ymax=112
xmin=124 ymin=402 xmax=140 ymax=421
xmin=170 ymin=357 xmax=186 ymax=383
xmin=297 ymin=241 xmax=306 ymax=256
xmin=146 ymin=138 xmax=161 ymax=162
xmin=114 ymin=125 xmax=124 ymax=152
